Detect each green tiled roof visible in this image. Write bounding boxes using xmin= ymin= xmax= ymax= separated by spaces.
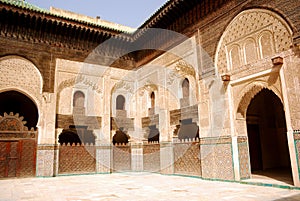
xmin=0 ymin=0 xmax=48 ymax=13
xmin=0 ymin=0 xmax=136 ymax=34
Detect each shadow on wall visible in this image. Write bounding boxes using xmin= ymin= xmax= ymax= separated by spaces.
xmin=58 ymin=125 xmax=96 ymax=145
xmin=178 ymin=119 xmax=199 ymax=140
xmin=112 ymin=128 xmax=129 ymax=145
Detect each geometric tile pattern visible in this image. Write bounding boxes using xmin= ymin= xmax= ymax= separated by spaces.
xmin=159 ymin=142 xmax=174 ymax=174
xmin=294 ymin=133 xmax=300 ymax=176
xmin=143 ymin=144 xmax=160 ymax=172
xmin=96 ymin=146 xmax=111 ymax=173
xmin=238 ymin=139 xmax=251 ymax=179
xmin=201 ymin=139 xmax=234 ymax=180
xmin=131 ymin=146 xmax=143 ymax=171
xmin=113 ymin=144 xmax=131 ymax=172
xmin=37 ymin=149 xmax=54 ymax=177
xmin=174 ymin=142 xmax=201 ymax=176
xmin=296 ymin=140 xmax=300 ymax=171
xmin=58 ymin=145 xmax=96 ymax=175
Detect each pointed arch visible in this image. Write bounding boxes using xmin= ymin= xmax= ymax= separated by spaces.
xmin=236 ymin=82 xmax=282 ymax=118
xmin=215 ymin=8 xmax=293 ymax=73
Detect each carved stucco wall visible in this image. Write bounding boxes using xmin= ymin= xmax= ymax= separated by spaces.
xmin=56 ymin=59 xmax=104 ymax=116
xmin=216 ymin=9 xmax=292 ymax=74
xmin=0 ymin=56 xmax=43 ymax=106
xmin=111 ymin=80 xmax=135 ymax=118
xmin=214 ymin=9 xmax=293 ymax=134
xmin=282 ymin=52 xmax=300 ymax=129
xmin=0 ymin=56 xmax=56 ymax=144
xmin=235 ymin=79 xmax=283 ymax=118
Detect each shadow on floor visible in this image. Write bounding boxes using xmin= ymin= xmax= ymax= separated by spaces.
xmin=252 ymin=168 xmax=293 ymax=185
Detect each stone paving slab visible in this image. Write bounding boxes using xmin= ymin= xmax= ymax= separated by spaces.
xmin=0 ymin=173 xmax=300 ymax=201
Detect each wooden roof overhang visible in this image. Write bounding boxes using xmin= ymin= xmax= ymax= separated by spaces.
xmin=134 ymin=0 xmax=230 ymax=67
xmin=0 ymin=1 xmax=137 ymax=69
xmin=0 ymin=0 xmax=230 ymax=70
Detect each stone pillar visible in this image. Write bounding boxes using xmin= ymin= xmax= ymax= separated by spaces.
xmin=280 ymin=65 xmax=300 ymax=187
xmin=101 ymin=75 xmax=112 ymax=144
xmin=231 ymin=136 xmax=240 ymax=180
xmin=134 ymin=91 xmax=143 ymax=140
xmin=160 ymin=142 xmax=174 ymax=174
xmin=36 ymin=92 xmax=57 ymax=177
xmin=228 ymin=84 xmax=242 ymax=181
xmin=96 ymin=75 xmax=112 ymax=174
xmin=131 ymin=142 xmax=143 ymax=171
xmin=159 ymin=109 xmax=170 ymax=142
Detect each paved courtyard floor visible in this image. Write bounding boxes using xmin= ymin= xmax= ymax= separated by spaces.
xmin=1 ymin=173 xmax=300 ymax=201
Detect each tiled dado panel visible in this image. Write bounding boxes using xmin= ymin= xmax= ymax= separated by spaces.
xmin=58 ymin=145 xmax=96 ymax=175
xmin=200 ymin=137 xmax=234 ymax=180
xmin=294 ymin=131 xmax=300 ymax=175
xmin=160 ymin=142 xmax=174 ymax=174
xmin=113 ymin=144 xmax=131 ymax=172
xmin=143 ymin=143 xmax=160 ymax=172
xmin=37 ymin=145 xmax=56 ymax=177
xmin=96 ymin=145 xmax=112 ymax=173
xmin=238 ymin=137 xmax=251 ymax=179
xmin=174 ymin=142 xmax=201 ymax=176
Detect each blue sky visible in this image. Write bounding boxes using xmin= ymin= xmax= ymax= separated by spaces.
xmin=26 ymin=0 xmax=168 ymax=28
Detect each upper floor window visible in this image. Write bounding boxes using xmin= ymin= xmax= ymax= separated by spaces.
xmin=73 ymin=91 xmax=85 ymax=108
xmin=150 ymin=92 xmax=155 ymax=108
xmin=116 ymin=95 xmax=125 ymax=110
xmin=182 ymin=78 xmax=190 ymax=98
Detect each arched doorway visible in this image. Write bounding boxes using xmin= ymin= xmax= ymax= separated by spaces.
xmin=246 ymin=89 xmax=292 ymax=184
xmin=0 ymin=90 xmax=38 ymax=178
xmin=0 ymin=90 xmax=38 ymax=128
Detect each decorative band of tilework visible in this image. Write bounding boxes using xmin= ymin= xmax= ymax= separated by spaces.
xmin=237 ymin=136 xmax=248 ymax=143
xmin=294 ymin=130 xmax=300 ymax=140
xmin=96 ymin=145 xmax=112 ymax=149
xmin=131 ymin=143 xmax=143 ymax=149
xmin=37 ymin=144 xmax=58 ymax=150
xmin=200 ymin=136 xmax=232 ymax=145
xmin=160 ymin=142 xmax=173 ymax=148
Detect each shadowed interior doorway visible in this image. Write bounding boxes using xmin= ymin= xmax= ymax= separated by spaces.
xmin=246 ymin=89 xmax=292 ymax=184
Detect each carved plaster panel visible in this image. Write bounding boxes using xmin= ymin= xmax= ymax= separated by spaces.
xmin=0 ymin=56 xmax=43 ymax=105
xmin=235 ymin=79 xmax=282 ymax=118
xmin=216 ymin=9 xmax=293 ymax=74
xmin=112 ymin=80 xmax=134 ymax=93
xmin=57 ymin=74 xmax=103 ymax=94
xmin=175 ymin=60 xmax=196 ymax=78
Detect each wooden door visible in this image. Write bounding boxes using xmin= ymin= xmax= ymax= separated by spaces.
xmin=0 ymin=141 xmax=20 ymax=178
